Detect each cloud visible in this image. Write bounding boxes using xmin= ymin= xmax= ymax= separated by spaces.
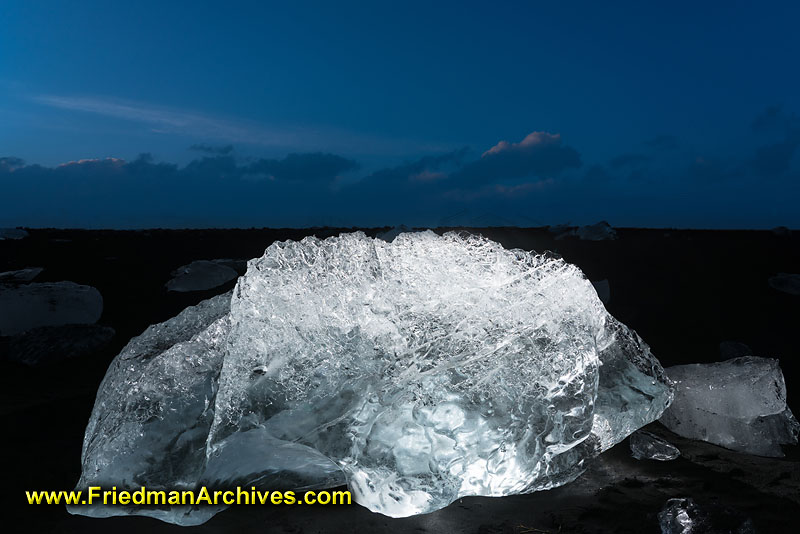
xmin=360 ymin=149 xmax=470 ymax=186
xmin=190 ymin=144 xmax=234 ymax=155
xmin=353 ymin=132 xmax=579 ymax=197
xmin=30 ymin=94 xmax=455 ymax=156
xmin=481 ymin=131 xmax=561 ymax=157
xmin=0 ymin=150 xmax=360 ymax=227
xmin=452 ymin=131 xmax=581 ymax=186
xmin=0 ymin=151 xmax=357 ymax=193
xmin=248 ymin=153 xmax=359 ymax=182
xmin=0 ymin=157 xmax=25 ymax=172
xmin=33 ymin=94 xmax=303 ymax=147
xmin=4 ymin=112 xmax=797 ymax=229
xmin=443 ymin=180 xmax=555 ymax=202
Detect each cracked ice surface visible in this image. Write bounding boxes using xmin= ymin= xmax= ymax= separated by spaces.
xmin=71 ymin=231 xmax=672 ymax=524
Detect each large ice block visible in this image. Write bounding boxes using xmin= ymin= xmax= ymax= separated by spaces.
xmin=70 ymin=231 xmax=672 ymax=524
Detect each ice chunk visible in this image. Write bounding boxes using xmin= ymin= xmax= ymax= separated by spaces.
xmin=768 ymin=273 xmax=800 ymax=296
xmin=658 ymin=497 xmax=755 ymax=534
xmin=660 ymin=357 xmax=799 ymax=457
xmin=71 ymin=231 xmax=671 ymax=524
xmin=4 ymin=324 xmax=115 ymax=366
xmin=555 ymin=221 xmax=617 ymax=241
xmin=0 ymin=281 xmax=103 ymax=336
xmin=165 ymin=260 xmax=238 ymax=292
xmin=0 ymin=267 xmax=43 ymax=284
xmin=630 ymin=430 xmax=680 ymax=461
xmin=0 ymin=227 xmax=28 ymax=240
xmin=68 ymin=292 xmax=234 ymax=525
xmin=771 ymin=226 xmax=791 ymax=237
xmin=575 ymin=221 xmax=617 ymax=241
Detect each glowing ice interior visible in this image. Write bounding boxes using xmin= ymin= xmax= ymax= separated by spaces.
xmin=70 ymin=231 xmax=672 ymax=524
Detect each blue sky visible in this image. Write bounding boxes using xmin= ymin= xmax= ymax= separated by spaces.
xmin=1 ymin=1 xmax=799 ymax=228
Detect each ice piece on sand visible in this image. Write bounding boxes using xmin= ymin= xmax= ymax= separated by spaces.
xmin=771 ymin=226 xmax=791 ymax=237
xmin=0 ymin=281 xmax=103 ymax=336
xmin=0 ymin=228 xmax=28 ymax=240
xmin=660 ymin=356 xmax=799 ymax=457
xmin=71 ymin=232 xmax=672 ymax=524
xmin=575 ymin=221 xmax=617 ymax=241
xmin=630 ymin=430 xmax=680 ymax=461
xmin=553 ymin=221 xmax=617 ymax=241
xmin=768 ymin=273 xmax=800 ymax=296
xmin=0 ymin=267 xmax=43 ymax=284
xmin=658 ymin=497 xmax=755 ymax=534
xmin=165 ymin=260 xmax=238 ymax=292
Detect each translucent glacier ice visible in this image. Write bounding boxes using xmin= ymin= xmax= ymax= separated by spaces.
xmin=658 ymin=497 xmax=755 ymax=534
xmin=0 ymin=267 xmax=43 ymax=283
xmin=0 ymin=281 xmax=103 ymax=336
xmin=660 ymin=357 xmax=799 ymax=457
xmin=769 ymin=273 xmax=800 ymax=296
xmin=70 ymin=231 xmax=672 ymax=524
xmin=629 ymin=430 xmax=680 ymax=461
xmin=165 ymin=260 xmax=238 ymax=292
xmin=0 ymin=227 xmax=28 ymax=240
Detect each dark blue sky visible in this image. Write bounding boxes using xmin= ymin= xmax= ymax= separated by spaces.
xmin=2 ymin=1 xmax=799 ymax=228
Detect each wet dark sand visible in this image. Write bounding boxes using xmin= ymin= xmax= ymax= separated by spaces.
xmin=1 ymin=227 xmax=799 ymax=532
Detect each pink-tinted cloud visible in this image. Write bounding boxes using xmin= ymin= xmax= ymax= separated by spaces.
xmin=482 ymin=132 xmax=562 ymax=157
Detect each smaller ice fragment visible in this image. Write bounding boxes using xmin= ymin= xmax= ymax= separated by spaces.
xmin=553 ymin=221 xmax=617 ymax=241
xmin=0 ymin=228 xmax=28 ymax=240
xmin=658 ymin=497 xmax=755 ymax=534
xmin=0 ymin=267 xmax=43 ymax=284
xmin=629 ymin=430 xmax=680 ymax=461
xmin=575 ymin=221 xmax=617 ymax=241
xmin=768 ymin=273 xmax=800 ymax=296
xmin=771 ymin=226 xmax=791 ymax=237
xmin=165 ymin=260 xmax=238 ymax=292
xmin=660 ymin=356 xmax=800 ymax=457
xmin=0 ymin=282 xmax=103 ymax=336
